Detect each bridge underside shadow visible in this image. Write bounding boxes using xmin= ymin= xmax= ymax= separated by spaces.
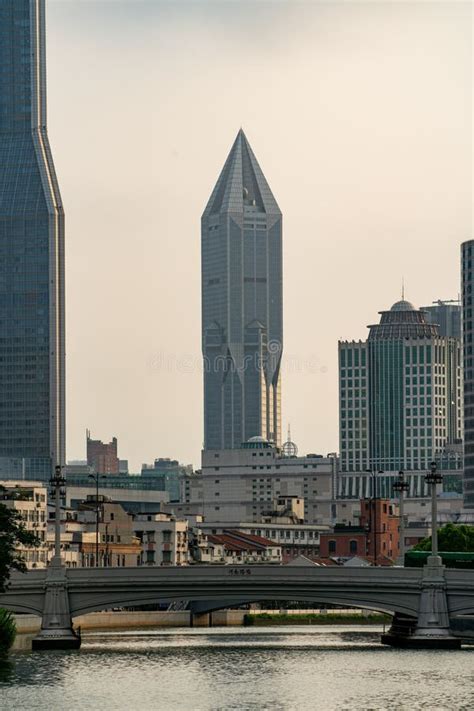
xmin=67 ymin=591 xmax=418 ymax=620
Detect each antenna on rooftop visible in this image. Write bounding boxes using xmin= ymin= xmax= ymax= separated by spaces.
xmin=282 ymin=423 xmax=298 ymax=458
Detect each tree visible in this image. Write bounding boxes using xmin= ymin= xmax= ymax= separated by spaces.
xmin=0 ymin=609 xmax=16 ymax=658
xmin=413 ymin=522 xmax=474 ymax=553
xmin=0 ymin=489 xmax=40 ymax=593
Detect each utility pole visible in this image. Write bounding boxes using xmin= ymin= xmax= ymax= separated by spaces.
xmin=393 ymin=470 xmax=409 ymax=566
xmin=88 ymin=472 xmax=105 ymax=567
xmin=425 ymin=461 xmax=443 ymax=561
xmin=49 ymin=464 xmax=65 ymax=565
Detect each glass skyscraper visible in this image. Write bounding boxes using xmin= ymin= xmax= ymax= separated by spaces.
xmin=339 ymin=300 xmax=462 ymax=473
xmin=0 ymin=0 xmax=65 ymax=481
xmin=202 ymin=130 xmax=282 ymax=450
xmin=462 ymin=240 xmax=474 ymax=506
xmin=423 ymin=300 xmax=461 ymax=340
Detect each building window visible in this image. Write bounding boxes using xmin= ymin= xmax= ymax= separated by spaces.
xmin=328 ymin=540 xmax=337 ymax=553
xmin=349 ymin=540 xmax=358 ymax=554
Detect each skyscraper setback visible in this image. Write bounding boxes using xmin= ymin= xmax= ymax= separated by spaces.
xmin=0 ymin=0 xmax=65 ymax=480
xmin=202 ymin=130 xmax=283 ymax=450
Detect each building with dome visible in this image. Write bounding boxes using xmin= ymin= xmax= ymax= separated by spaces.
xmin=201 ymin=130 xmax=283 ymax=450
xmin=339 ymin=299 xmax=462 ymax=473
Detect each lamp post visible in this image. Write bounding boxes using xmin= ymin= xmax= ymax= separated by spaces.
xmin=393 ymin=470 xmax=409 ymax=566
xmin=49 ymin=464 xmax=66 ymax=565
xmin=366 ymin=469 xmax=383 ymax=565
xmin=425 ymin=460 xmax=443 ymax=562
xmin=88 ymin=473 xmax=105 ymax=567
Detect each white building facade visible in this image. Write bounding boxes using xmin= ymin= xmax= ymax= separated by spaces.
xmin=177 ymin=439 xmax=337 ymax=525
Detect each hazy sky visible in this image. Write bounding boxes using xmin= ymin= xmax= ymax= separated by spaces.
xmin=45 ymin=0 xmax=472 ymax=471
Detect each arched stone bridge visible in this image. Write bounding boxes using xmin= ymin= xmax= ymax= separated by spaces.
xmin=2 ymin=560 xmax=474 ymax=649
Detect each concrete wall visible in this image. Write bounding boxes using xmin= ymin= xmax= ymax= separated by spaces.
xmin=13 ymin=607 xmax=379 ymax=636
xmin=13 ymin=609 xmax=247 ymax=633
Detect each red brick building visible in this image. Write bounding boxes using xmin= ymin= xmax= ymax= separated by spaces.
xmin=320 ymin=498 xmax=400 ymax=564
xmin=86 ymin=430 xmax=119 ymax=474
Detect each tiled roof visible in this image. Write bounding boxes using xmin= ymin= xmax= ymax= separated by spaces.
xmin=208 ymin=530 xmax=277 ymax=552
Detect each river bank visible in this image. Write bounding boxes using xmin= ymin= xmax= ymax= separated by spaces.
xmin=11 ymin=608 xmax=389 ymax=650
xmin=14 ymin=608 xmax=388 ymax=633
xmin=244 ymin=612 xmax=390 ymax=625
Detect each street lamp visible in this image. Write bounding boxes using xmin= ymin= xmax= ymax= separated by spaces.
xmin=88 ymin=473 xmax=106 ymax=567
xmin=366 ymin=469 xmax=384 ymax=566
xmin=393 ymin=470 xmax=409 ymax=566
xmin=49 ymin=464 xmax=66 ymax=565
xmin=425 ymin=460 xmax=443 ymax=561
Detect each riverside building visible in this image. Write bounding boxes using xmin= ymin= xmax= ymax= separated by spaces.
xmin=339 ymin=299 xmax=462 ymax=472
xmin=201 ymin=130 xmax=283 ymax=449
xmin=0 ymin=0 xmax=65 ymax=482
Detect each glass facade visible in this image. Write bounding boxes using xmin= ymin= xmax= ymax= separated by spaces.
xmin=462 ymin=240 xmax=474 ymax=506
xmin=338 ymin=470 xmax=463 ymax=500
xmin=0 ymin=1 xmax=65 ymax=481
xmin=423 ymin=301 xmax=461 ymax=340
xmin=339 ymin=300 xmax=462 ymax=473
xmin=202 ymin=130 xmax=282 ymax=449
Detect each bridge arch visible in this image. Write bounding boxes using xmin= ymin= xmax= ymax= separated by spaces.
xmin=0 ymin=600 xmax=44 ymax=616
xmin=69 ymin=591 xmax=416 ymax=619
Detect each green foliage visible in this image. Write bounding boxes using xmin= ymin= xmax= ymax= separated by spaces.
xmin=0 ymin=609 xmax=16 ymax=657
xmin=0 ymin=487 xmax=40 ymax=594
xmin=413 ymin=522 xmax=474 ymax=553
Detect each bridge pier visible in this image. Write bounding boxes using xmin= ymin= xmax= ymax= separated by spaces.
xmin=190 ymin=612 xmax=213 ymax=628
xmin=32 ymin=559 xmax=81 ymax=651
xmin=382 ymin=556 xmax=461 ymax=649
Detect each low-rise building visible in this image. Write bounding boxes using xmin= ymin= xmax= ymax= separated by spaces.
xmin=75 ymin=496 xmax=142 ymax=567
xmin=178 ymin=439 xmax=337 ymax=525
xmin=0 ymin=481 xmax=49 ymax=569
xmin=320 ymin=498 xmax=400 ymax=564
xmin=204 ymin=530 xmax=282 ymax=565
xmin=197 ymin=518 xmax=330 ymax=563
xmin=133 ymin=512 xmax=189 ymax=566
xmin=141 ymin=458 xmax=192 ymax=503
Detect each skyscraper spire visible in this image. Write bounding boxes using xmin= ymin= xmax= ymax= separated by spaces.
xmin=202 ymin=130 xmax=283 ymax=449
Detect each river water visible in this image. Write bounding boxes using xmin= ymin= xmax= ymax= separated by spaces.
xmin=1 ymin=626 xmax=473 ymax=710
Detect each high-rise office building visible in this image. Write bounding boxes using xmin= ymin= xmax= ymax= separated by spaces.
xmin=462 ymin=241 xmax=474 ymax=506
xmin=201 ymin=130 xmax=282 ymax=449
xmin=0 ymin=1 xmax=65 ymax=481
xmin=339 ymin=299 xmax=462 ymax=472
xmin=423 ymin=300 xmax=461 ymax=339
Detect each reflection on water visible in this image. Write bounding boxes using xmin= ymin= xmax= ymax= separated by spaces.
xmin=1 ymin=626 xmax=474 ymax=711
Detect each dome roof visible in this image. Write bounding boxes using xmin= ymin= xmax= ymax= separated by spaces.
xmin=241 ymin=436 xmax=274 ymax=450
xmin=390 ymin=299 xmax=415 ymax=312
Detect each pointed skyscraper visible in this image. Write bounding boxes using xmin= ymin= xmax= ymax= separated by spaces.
xmin=202 ymin=130 xmax=283 ymax=449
